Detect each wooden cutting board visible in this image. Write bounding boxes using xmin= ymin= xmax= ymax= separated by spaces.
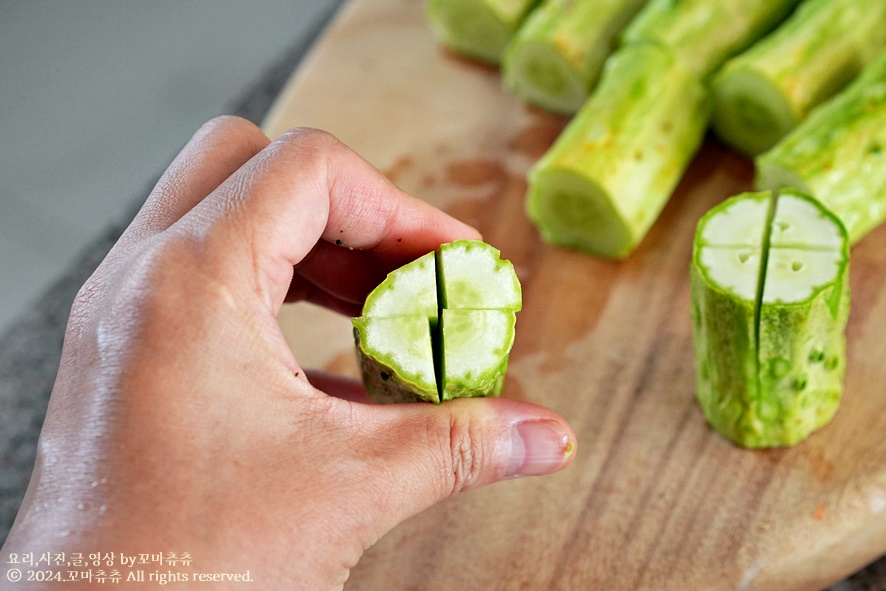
xmin=262 ymin=1 xmax=886 ymax=589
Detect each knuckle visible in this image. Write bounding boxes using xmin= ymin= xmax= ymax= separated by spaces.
xmin=444 ymin=415 xmax=487 ymax=495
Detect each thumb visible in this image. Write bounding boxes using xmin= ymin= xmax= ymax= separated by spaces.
xmin=354 ymin=398 xmax=576 ymax=525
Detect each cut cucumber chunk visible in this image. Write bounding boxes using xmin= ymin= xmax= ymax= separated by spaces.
xmin=353 ymin=240 xmax=522 ymax=404
xmin=353 ymin=316 xmax=438 ymax=404
xmin=426 ymin=0 xmax=539 ymax=65
xmin=691 ymin=190 xmax=850 ymax=447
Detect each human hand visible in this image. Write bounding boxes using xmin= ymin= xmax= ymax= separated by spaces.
xmin=2 ymin=117 xmax=575 ymax=589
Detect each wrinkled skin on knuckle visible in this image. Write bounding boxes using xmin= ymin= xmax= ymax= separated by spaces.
xmin=432 ymin=414 xmax=488 ymax=496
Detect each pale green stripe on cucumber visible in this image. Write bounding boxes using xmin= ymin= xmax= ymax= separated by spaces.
xmin=691 ymin=189 xmax=850 ymax=448
xmin=756 ymin=50 xmax=886 ymax=244
xmin=501 ymin=0 xmax=647 ymax=115
xmin=426 ymin=0 xmax=539 ymax=65
xmin=621 ymin=0 xmax=801 ymax=79
xmin=711 ymin=0 xmax=886 ymax=156
xmin=353 ymin=240 xmax=521 ymax=404
xmin=526 ymin=43 xmax=710 ymax=259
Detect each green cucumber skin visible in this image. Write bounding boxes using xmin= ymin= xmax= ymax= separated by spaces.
xmin=690 ymin=263 xmax=760 ymax=445
xmin=426 ymin=0 xmax=540 ymax=64
xmin=526 ymin=43 xmax=710 ymax=259
xmin=621 ymin=0 xmax=801 ymax=78
xmin=755 ymin=274 xmax=849 ymax=447
xmin=353 ymin=322 xmax=440 ymax=404
xmin=756 ymin=51 xmax=886 ymax=244
xmin=501 ymin=0 xmax=647 ymax=114
xmin=712 ymin=0 xmax=886 ymax=156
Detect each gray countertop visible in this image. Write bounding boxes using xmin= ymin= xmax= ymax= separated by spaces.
xmin=1 ymin=2 xmax=885 ymax=588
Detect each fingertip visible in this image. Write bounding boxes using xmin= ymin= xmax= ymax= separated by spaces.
xmin=506 ymin=418 xmax=576 ymax=479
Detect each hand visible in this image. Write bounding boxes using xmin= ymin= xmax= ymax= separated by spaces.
xmin=2 ymin=117 xmax=575 ymax=589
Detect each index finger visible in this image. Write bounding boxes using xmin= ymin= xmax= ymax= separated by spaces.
xmin=174 ymin=127 xmax=480 ymax=313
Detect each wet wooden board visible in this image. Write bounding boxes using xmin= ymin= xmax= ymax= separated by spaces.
xmin=262 ymin=1 xmax=886 ymax=589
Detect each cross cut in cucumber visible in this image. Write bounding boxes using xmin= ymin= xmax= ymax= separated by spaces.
xmin=691 ymin=189 xmax=850 ymax=448
xmin=353 ymin=240 xmax=522 ymax=404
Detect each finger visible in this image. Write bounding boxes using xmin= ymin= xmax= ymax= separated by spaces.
xmin=290 ymin=240 xmax=389 ymax=307
xmin=349 ymin=397 xmax=576 ymax=528
xmin=133 ymin=116 xmax=269 ymax=238
xmin=304 ymin=370 xmax=372 ymax=404
xmin=287 ymin=277 xmax=364 ymax=317
xmin=175 ymin=127 xmax=480 ymax=314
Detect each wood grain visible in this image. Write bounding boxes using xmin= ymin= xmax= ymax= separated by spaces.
xmin=262 ymin=1 xmax=886 ymax=588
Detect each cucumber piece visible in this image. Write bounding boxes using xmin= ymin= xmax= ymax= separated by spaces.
xmin=711 ymin=0 xmax=886 ymax=156
xmin=353 ymin=240 xmax=522 ymax=404
xmin=756 ymin=50 xmax=886 ymax=244
xmin=426 ymin=0 xmax=539 ymax=65
xmin=526 ymin=43 xmax=710 ymax=259
xmin=501 ymin=0 xmax=647 ymax=114
xmin=436 ymin=240 xmax=522 ymax=311
xmin=363 ymin=251 xmax=437 ymax=320
xmin=691 ymin=190 xmax=850 ymax=448
xmin=621 ymin=0 xmax=800 ymax=78
xmin=353 ymin=316 xmax=438 ymax=404
xmin=440 ymin=309 xmax=516 ymax=401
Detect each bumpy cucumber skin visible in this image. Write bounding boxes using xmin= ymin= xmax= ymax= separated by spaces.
xmin=691 ymin=191 xmax=851 ymax=448
xmin=353 ymin=320 xmax=440 ymax=404
xmin=690 ymin=264 xmax=759 ymax=444
xmin=501 ymin=0 xmax=647 ymax=114
xmin=621 ymin=0 xmax=801 ymax=78
xmin=526 ymin=43 xmax=710 ymax=259
xmin=756 ymin=51 xmax=886 ymax=244
xmin=755 ymin=273 xmax=849 ymax=447
xmin=712 ymin=0 xmax=886 ymax=156
xmin=426 ymin=0 xmax=539 ymax=65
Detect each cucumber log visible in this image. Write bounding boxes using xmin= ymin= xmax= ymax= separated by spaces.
xmin=426 ymin=0 xmax=540 ymax=65
xmin=756 ymin=50 xmax=886 ymax=244
xmin=526 ymin=43 xmax=710 ymax=259
xmin=711 ymin=0 xmax=886 ymax=156
xmin=501 ymin=0 xmax=647 ymax=114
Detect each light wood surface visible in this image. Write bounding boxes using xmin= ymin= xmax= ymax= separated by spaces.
xmin=262 ymin=1 xmax=886 ymax=589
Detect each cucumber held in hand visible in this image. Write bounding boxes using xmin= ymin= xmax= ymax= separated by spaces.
xmin=353 ymin=240 xmax=521 ymax=404
xmin=691 ymin=190 xmax=850 ymax=448
xmin=526 ymin=43 xmax=710 ymax=259
xmin=426 ymin=0 xmax=540 ymax=65
xmin=756 ymin=50 xmax=886 ymax=244
xmin=501 ymin=0 xmax=647 ymax=114
xmin=711 ymin=0 xmax=886 ymax=156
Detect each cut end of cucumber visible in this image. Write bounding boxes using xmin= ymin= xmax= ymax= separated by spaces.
xmin=426 ymin=0 xmax=513 ymax=64
xmin=769 ymin=190 xmax=846 ymax=250
xmin=527 ymin=167 xmax=634 ymax=259
xmin=441 ymin=309 xmax=516 ymax=401
xmin=355 ymin=240 xmax=521 ymax=404
xmin=502 ymin=40 xmax=588 ymax=115
xmin=696 ymin=191 xmax=771 ymax=249
xmin=712 ymin=67 xmax=797 ymax=157
xmin=437 ymin=240 xmax=522 ymax=311
xmin=363 ymin=251 xmax=437 ymax=320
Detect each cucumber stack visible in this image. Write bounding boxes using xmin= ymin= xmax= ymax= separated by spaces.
xmin=756 ymin=50 xmax=886 ymax=244
xmin=691 ymin=190 xmax=850 ymax=448
xmin=712 ymin=0 xmax=886 ymax=157
xmin=426 ymin=0 xmax=540 ymax=65
xmin=353 ymin=240 xmax=522 ymax=404
xmin=501 ymin=0 xmax=647 ymax=115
